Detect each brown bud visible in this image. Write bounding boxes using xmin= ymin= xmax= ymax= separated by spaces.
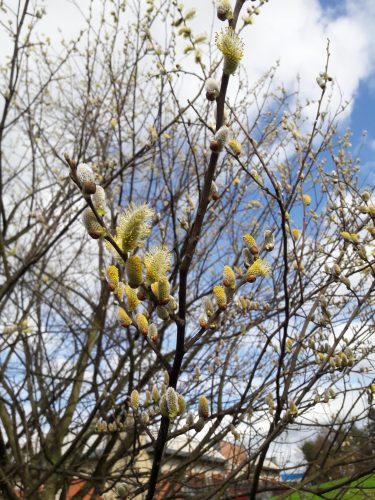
xmin=246 ymin=274 xmax=257 ymax=283
xmin=82 ymin=180 xmax=97 ymax=195
xmin=210 ymin=140 xmax=222 ymax=152
xmin=137 ymin=288 xmax=147 ymax=301
xmin=88 ymin=230 xmax=102 ymax=239
xmin=250 ymin=245 xmax=259 ymax=256
xmin=206 ymin=90 xmax=217 ymax=101
xmin=199 ymin=315 xmax=208 ymax=329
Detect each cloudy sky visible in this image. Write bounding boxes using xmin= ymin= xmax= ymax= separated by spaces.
xmin=25 ymin=0 xmax=375 ymax=184
xmin=2 ymin=0 xmax=373 ymax=468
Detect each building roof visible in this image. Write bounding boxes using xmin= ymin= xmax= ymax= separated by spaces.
xmin=262 ymin=458 xmax=280 ymax=471
xmin=158 ymin=435 xmax=226 ymax=464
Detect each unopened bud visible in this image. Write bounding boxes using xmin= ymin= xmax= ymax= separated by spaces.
xmin=223 ymin=266 xmax=236 ymax=289
xmin=203 ymin=296 xmax=214 ymax=316
xmin=361 ymin=190 xmax=371 ymax=202
xmin=149 ymin=323 xmax=158 ymax=342
xmin=217 ymin=0 xmax=233 ymax=21
xmin=199 ymin=313 xmax=208 ymax=329
xmin=210 ymin=181 xmax=220 ymax=201
xmin=205 ymin=77 xmax=220 ymax=101
xmin=156 ymin=305 xmax=169 ymax=320
xmin=210 ymin=126 xmax=230 ymax=152
xmin=92 ymin=185 xmax=106 ymax=215
xmin=194 ymin=417 xmax=205 ymax=432
xmin=159 ymin=394 xmax=169 ymax=418
xmin=77 ymin=163 xmax=96 ymax=194
xmin=263 ymin=230 xmax=274 ymax=252
xmin=82 ymin=208 xmax=104 ymax=239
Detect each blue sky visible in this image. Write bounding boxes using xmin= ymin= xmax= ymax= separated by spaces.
xmin=348 ymin=80 xmax=375 ymax=187
xmin=317 ymin=0 xmax=375 ymax=186
xmin=3 ymin=0 xmax=373 ymax=183
xmin=204 ymin=0 xmax=375 ymax=186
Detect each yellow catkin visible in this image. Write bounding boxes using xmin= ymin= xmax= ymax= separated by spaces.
xmin=166 ymin=387 xmax=179 ymax=418
xmin=198 ymin=395 xmax=209 ymax=418
xmin=340 ymin=231 xmax=351 ymax=241
xmin=144 ymin=390 xmax=151 ymax=406
xmin=126 ymin=256 xmax=143 ymax=288
xmin=215 ymin=27 xmax=244 ymax=75
xmin=116 ymin=282 xmax=125 ymax=301
xmin=302 ymin=194 xmax=311 ymax=205
xmin=289 ymin=400 xmax=298 ymax=417
xmin=157 ymin=278 xmax=170 ymax=305
xmin=130 ymin=389 xmax=139 ymax=410
xmin=223 ymin=266 xmax=236 ymax=289
xmin=152 ymin=384 xmax=160 ymax=402
xmin=243 ymin=234 xmax=257 ymax=248
xmin=350 ymin=233 xmax=359 ymax=244
xmin=135 ymin=313 xmax=149 ymax=336
xmin=292 ymin=228 xmax=300 ymax=240
xmin=246 ymin=259 xmax=271 ymax=281
xmin=116 ymin=203 xmax=154 ymax=253
xmin=178 ymin=394 xmax=186 ymax=414
xmin=293 ymin=261 xmax=304 ymax=271
xmin=125 ymin=284 xmax=140 ymax=311
xmin=117 ymin=307 xmax=132 ymax=327
xmin=144 ymin=246 xmax=172 ymax=283
xmin=213 ymin=285 xmax=227 ymax=310
xmin=106 ymin=265 xmax=119 ymax=290
xmin=159 ymin=394 xmax=169 ymax=417
xmin=228 ymin=139 xmax=242 ymax=156
xmin=151 ymin=282 xmax=159 ymax=296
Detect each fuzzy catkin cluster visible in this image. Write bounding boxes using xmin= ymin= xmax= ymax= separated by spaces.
xmin=215 ymin=27 xmax=244 ymax=75
xmin=243 ymin=233 xmax=272 ymax=282
xmin=74 ymin=195 xmax=177 ymax=341
xmin=75 ymin=162 xmax=108 ymax=239
xmin=159 ymin=387 xmax=186 ymax=420
xmin=198 ymin=229 xmax=274 ymax=331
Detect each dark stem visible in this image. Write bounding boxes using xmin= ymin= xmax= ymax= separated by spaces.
xmin=144 ymin=1 xmax=245 ymax=495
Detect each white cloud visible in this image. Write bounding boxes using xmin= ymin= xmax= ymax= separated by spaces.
xmin=179 ymin=0 xmax=375 ymax=122
xmin=2 ymin=0 xmax=374 ymax=126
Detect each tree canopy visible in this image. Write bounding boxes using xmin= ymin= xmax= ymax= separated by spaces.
xmin=0 ymin=1 xmax=374 ymax=499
